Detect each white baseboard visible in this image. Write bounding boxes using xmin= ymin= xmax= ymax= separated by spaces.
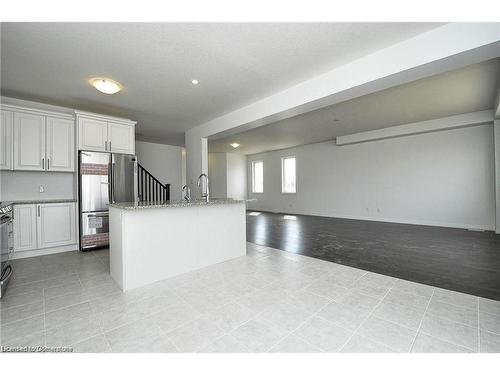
xmin=247 ymin=206 xmax=495 ymax=231
xmin=12 ymin=244 xmax=78 ymax=260
xmin=329 ymin=214 xmax=495 ymax=231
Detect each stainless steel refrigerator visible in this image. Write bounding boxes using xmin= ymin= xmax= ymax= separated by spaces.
xmin=79 ymin=151 xmax=138 ymax=251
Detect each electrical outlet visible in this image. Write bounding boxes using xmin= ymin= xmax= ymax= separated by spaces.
xmin=39 ymin=185 xmax=45 ymax=193
xmin=377 ymin=207 xmax=381 ymax=213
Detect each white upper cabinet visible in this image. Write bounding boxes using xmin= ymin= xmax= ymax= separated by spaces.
xmin=0 ymin=110 xmax=13 ymax=170
xmin=2 ymin=104 xmax=76 ymax=172
xmin=46 ymin=117 xmax=75 ymax=172
xmin=77 ymin=112 xmax=135 ymax=155
xmin=78 ymin=117 xmax=108 ymax=152
xmin=13 ymin=112 xmax=46 ymax=171
xmin=37 ymin=202 xmax=76 ymax=249
xmin=108 ymin=121 xmax=135 ymax=154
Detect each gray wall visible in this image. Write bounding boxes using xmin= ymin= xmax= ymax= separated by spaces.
xmin=208 ymin=153 xmax=227 ymax=199
xmin=135 ymin=141 xmax=183 ymax=201
xmin=208 ymin=152 xmax=247 ymax=200
xmin=226 ymin=153 xmax=247 ymax=200
xmin=247 ymin=124 xmax=496 ymax=230
xmin=0 ymin=171 xmax=75 ymax=201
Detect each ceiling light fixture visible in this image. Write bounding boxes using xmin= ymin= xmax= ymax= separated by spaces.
xmin=90 ymin=78 xmax=122 ymax=94
xmin=230 ymin=143 xmax=240 ymax=148
xmin=191 ymin=79 xmax=199 ymax=85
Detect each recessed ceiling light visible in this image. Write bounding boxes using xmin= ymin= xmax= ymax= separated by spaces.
xmin=230 ymin=143 xmax=240 ymax=148
xmin=191 ymin=79 xmax=199 ymax=85
xmin=90 ymin=78 xmax=122 ymax=94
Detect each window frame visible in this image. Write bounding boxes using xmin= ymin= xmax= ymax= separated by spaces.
xmin=281 ymin=156 xmax=297 ymax=194
xmin=251 ymin=160 xmax=264 ymax=194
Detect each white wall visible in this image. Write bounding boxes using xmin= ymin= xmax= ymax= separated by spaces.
xmin=227 ymin=153 xmax=247 ymax=200
xmin=186 ymin=24 xmax=500 ymax=191
xmin=181 ymin=148 xmax=187 ymax=188
xmin=208 ymin=153 xmax=227 ymax=199
xmin=0 ymin=171 xmax=75 ymax=201
xmin=208 ymin=152 xmax=247 ymax=200
xmin=247 ymin=124 xmax=496 ymax=230
xmin=135 ymin=141 xmax=183 ymax=201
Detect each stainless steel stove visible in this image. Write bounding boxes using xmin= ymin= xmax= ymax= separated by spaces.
xmin=0 ymin=201 xmax=14 ymax=299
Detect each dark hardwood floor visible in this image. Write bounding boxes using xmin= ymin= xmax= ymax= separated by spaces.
xmin=246 ymin=211 xmax=500 ymax=301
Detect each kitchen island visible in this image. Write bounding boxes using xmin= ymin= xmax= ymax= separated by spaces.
xmin=108 ymin=199 xmax=246 ymax=291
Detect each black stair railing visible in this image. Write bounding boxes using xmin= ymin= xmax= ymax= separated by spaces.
xmin=137 ymin=163 xmax=170 ymax=202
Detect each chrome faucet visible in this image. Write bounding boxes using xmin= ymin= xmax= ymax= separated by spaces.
xmin=197 ymin=173 xmax=210 ymax=203
xmin=182 ymin=185 xmax=191 ymax=202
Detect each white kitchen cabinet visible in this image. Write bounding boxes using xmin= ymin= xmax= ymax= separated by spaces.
xmin=77 ymin=112 xmax=136 ymax=154
xmin=3 ymin=104 xmax=76 ymax=172
xmin=13 ymin=204 xmax=38 ymax=252
xmin=0 ymin=109 xmax=13 ymax=170
xmin=78 ymin=117 xmax=108 ymax=152
xmin=13 ymin=202 xmax=76 ymax=252
xmin=46 ymin=117 xmax=75 ymax=172
xmin=37 ymin=202 xmax=76 ymax=249
xmin=13 ymin=112 xmax=46 ymax=171
xmin=108 ymin=121 xmax=135 ymax=154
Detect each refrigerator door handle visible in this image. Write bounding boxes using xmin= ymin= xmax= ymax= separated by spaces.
xmin=108 ymin=161 xmax=113 ymax=204
xmin=112 ymin=163 xmax=116 ymax=203
xmin=86 ymin=213 xmax=109 ymax=218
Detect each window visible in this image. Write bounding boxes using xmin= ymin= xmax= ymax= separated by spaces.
xmin=252 ymin=161 xmax=264 ymax=193
xmin=281 ymin=156 xmax=296 ymax=193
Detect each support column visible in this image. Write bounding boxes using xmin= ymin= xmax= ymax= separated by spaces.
xmin=185 ymin=130 xmax=208 ymax=198
xmin=495 ymin=120 xmax=500 ymax=234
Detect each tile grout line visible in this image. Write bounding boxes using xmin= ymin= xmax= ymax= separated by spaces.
xmin=408 ymin=288 xmax=435 ymax=353
xmin=265 ymin=313 xmax=325 ymax=353
xmin=337 ymin=284 xmax=395 ymax=353
xmin=409 ymin=308 xmax=479 ymax=330
xmin=477 ymin=296 xmax=480 ymax=353
xmin=70 ymin=260 xmax=108 ymax=350
xmin=42 ymin=285 xmax=47 ymax=346
xmin=176 ymin=277 xmax=318 ymax=352
xmin=267 ymin=273 xmax=385 ymax=353
xmin=8 ymin=246 xmax=500 ymax=353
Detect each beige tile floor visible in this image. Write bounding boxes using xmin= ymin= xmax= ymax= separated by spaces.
xmin=1 ymin=242 xmax=500 ymax=353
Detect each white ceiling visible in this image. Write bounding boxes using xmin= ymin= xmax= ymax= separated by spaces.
xmin=1 ymin=22 xmax=443 ymax=146
xmin=208 ymin=59 xmax=500 ymax=155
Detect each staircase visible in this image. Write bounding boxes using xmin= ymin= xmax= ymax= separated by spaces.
xmin=137 ymin=163 xmax=170 ymax=202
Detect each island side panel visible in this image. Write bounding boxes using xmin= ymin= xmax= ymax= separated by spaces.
xmin=109 ymin=206 xmax=125 ymax=290
xmin=114 ymin=202 xmax=246 ymax=291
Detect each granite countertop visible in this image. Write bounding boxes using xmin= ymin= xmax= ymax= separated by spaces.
xmin=11 ymin=198 xmax=77 ymax=205
xmin=110 ymin=199 xmax=246 ymax=210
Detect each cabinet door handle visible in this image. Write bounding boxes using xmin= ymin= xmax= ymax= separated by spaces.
xmin=109 ymin=141 xmax=111 ymax=151
xmin=47 ymin=158 xmax=50 ymax=170
xmin=42 ymin=158 xmax=45 ymax=170
xmin=37 ymin=206 xmax=40 ymax=216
